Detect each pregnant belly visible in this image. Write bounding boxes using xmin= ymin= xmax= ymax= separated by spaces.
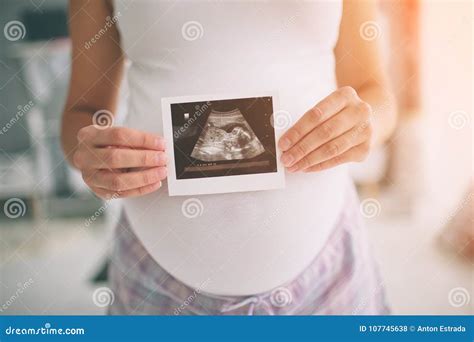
xmin=123 ymin=167 xmax=350 ymax=296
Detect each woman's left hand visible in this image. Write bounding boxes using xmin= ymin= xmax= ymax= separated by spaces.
xmin=278 ymin=86 xmax=373 ymax=173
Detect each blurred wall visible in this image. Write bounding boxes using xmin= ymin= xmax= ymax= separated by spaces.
xmin=0 ymin=0 xmax=67 ymax=152
xmin=419 ymin=0 xmax=472 ymax=226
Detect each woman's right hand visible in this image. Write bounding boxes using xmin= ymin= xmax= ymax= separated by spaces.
xmin=73 ymin=125 xmax=168 ymax=199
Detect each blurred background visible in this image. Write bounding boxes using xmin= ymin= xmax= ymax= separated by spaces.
xmin=0 ymin=0 xmax=472 ymax=315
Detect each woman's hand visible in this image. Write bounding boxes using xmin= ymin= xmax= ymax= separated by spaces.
xmin=278 ymin=86 xmax=373 ymax=173
xmin=73 ymin=126 xmax=167 ymax=199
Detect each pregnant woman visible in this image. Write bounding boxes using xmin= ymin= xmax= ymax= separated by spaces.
xmin=62 ymin=0 xmax=397 ymax=315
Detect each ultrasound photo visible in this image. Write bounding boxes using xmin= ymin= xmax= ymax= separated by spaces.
xmin=162 ymin=94 xmax=285 ymax=196
xmin=190 ymin=108 xmax=265 ymax=163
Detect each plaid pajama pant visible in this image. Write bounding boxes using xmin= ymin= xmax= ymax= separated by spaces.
xmin=108 ymin=186 xmax=390 ymax=315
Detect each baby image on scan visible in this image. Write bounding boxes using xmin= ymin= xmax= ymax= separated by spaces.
xmin=190 ymin=108 xmax=265 ymax=162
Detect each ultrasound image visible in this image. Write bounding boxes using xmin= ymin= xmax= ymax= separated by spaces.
xmin=190 ymin=109 xmax=265 ymax=162
xmin=171 ymin=96 xmax=277 ymax=179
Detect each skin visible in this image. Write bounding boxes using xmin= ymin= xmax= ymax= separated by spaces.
xmin=62 ymin=0 xmax=396 ymax=199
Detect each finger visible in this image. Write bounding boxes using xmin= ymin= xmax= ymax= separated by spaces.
xmin=286 ymin=124 xmax=371 ymax=172
xmin=302 ymin=143 xmax=370 ymax=173
xmin=91 ymin=181 xmax=162 ymax=199
xmin=89 ymin=186 xmax=121 ymax=200
xmin=74 ymin=147 xmax=167 ymax=169
xmin=278 ymin=87 xmax=357 ymax=151
xmin=78 ymin=126 xmax=166 ymax=150
xmin=280 ymin=107 xmax=361 ymax=167
xmin=84 ymin=167 xmax=167 ymax=191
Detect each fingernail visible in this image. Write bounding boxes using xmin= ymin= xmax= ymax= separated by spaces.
xmin=279 ymin=138 xmax=291 ymax=150
xmin=156 ymin=153 xmax=164 ymax=164
xmin=281 ymin=154 xmax=294 ymax=166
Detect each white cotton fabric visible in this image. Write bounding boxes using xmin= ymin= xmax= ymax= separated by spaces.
xmin=115 ymin=0 xmax=350 ymax=295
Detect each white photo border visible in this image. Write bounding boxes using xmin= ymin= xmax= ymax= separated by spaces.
xmin=161 ymin=92 xmax=286 ymax=196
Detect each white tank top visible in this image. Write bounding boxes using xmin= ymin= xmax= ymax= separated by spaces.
xmin=115 ymin=0 xmax=350 ymax=296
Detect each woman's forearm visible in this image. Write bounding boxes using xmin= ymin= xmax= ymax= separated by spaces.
xmin=356 ymin=81 xmax=397 ymax=147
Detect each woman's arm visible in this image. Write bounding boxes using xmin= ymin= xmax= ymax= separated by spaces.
xmin=278 ymin=0 xmax=397 ymax=172
xmin=61 ymin=0 xmax=167 ymax=199
xmin=61 ymin=0 xmax=124 ymax=164
xmin=335 ymin=0 xmax=397 ymax=145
